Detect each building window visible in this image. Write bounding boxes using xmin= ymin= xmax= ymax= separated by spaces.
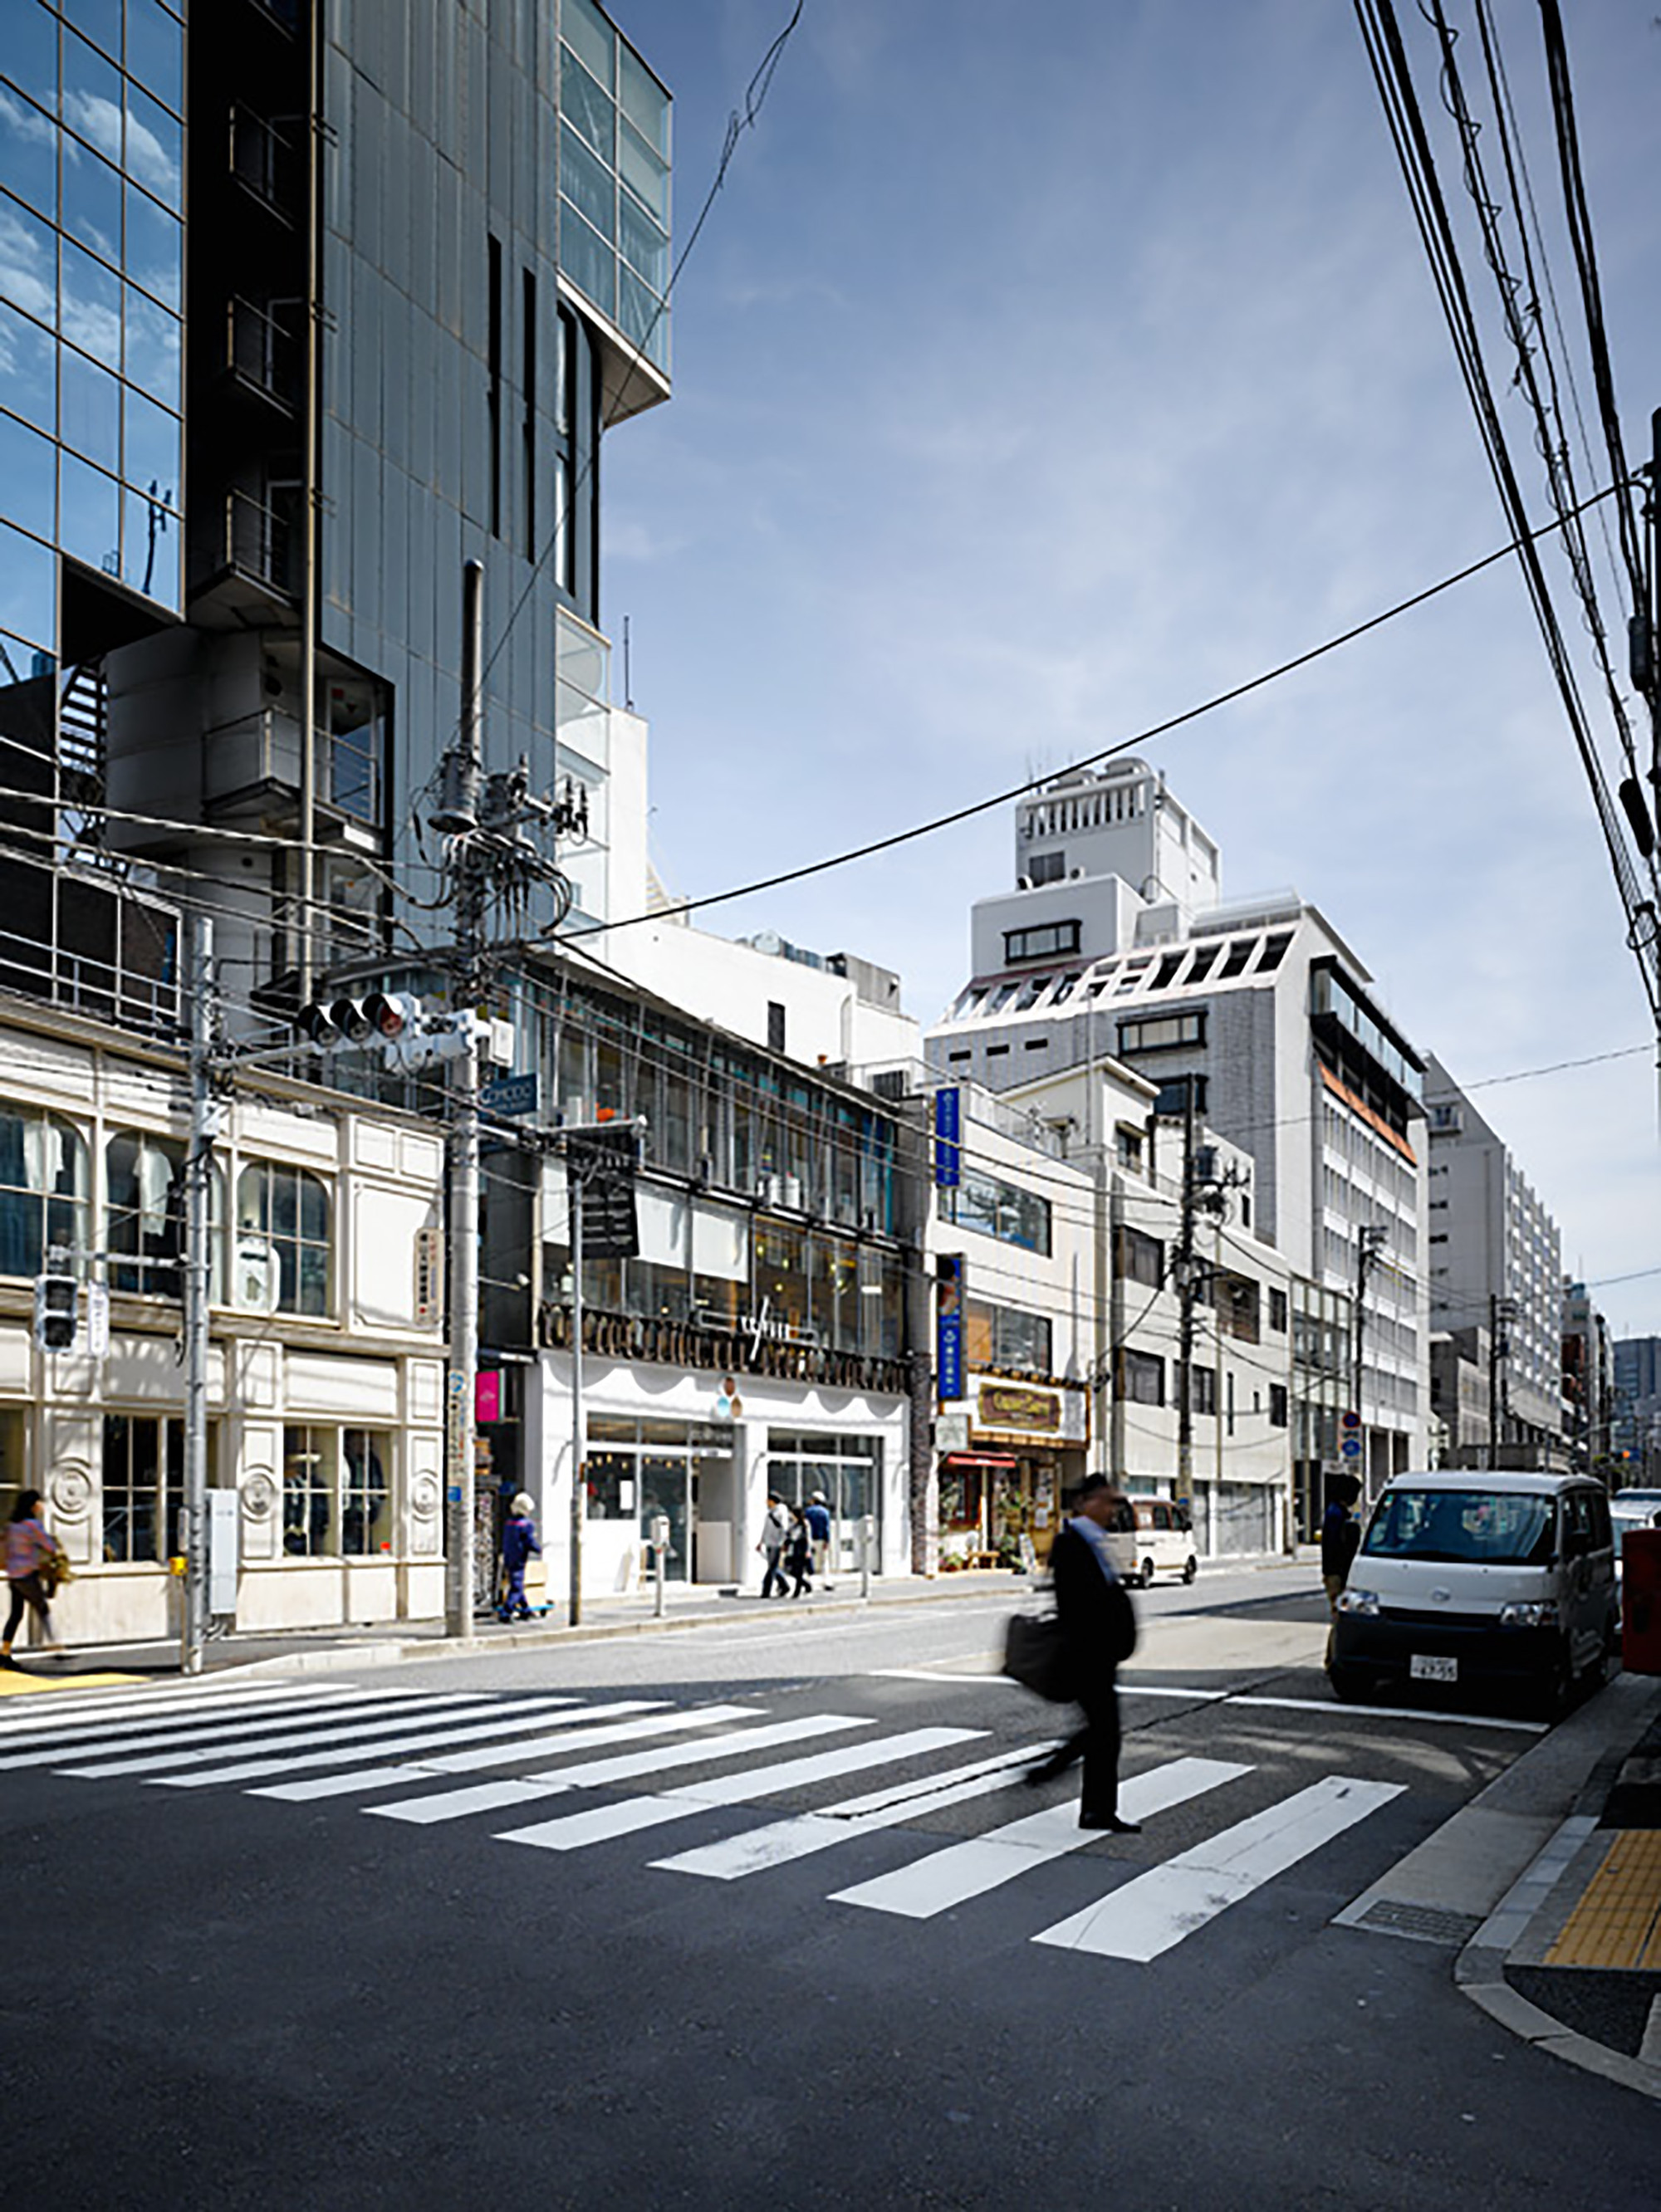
xmin=948 ymin=1167 xmax=1052 ymax=1257
xmin=965 ymin=1297 xmax=1052 ymax=1375
xmin=237 ymin=1162 xmax=331 ymax=1317
xmin=1152 ymin=1074 xmax=1207 ymax=1118
xmin=1115 ymin=1126 xmax=1143 ymax=1172
xmin=1191 ymin=1363 xmax=1217 ymax=1416
xmin=342 ymin=1430 xmax=393 ymax=1556
xmin=105 ymin=1130 xmax=198 ymax=1295
xmin=1268 ymin=1287 xmax=1288 ymax=1332
xmin=0 ymin=1110 xmax=88 ymax=1280
xmin=1119 ymin=1226 xmax=1163 ymax=1290
xmin=1117 ymin=1011 xmax=1206 ymax=1056
xmin=102 ymin=1412 xmax=183 ymax=1563
xmin=767 ymin=1001 xmax=786 ymax=1055
xmin=1120 ymin=1348 xmax=1164 ymax=1405
xmin=1029 ymin=851 xmax=1066 ymax=886
xmin=1003 ymin=920 xmax=1081 ymax=965
xmin=1269 ymin=1383 xmax=1288 ymax=1427
xmin=282 ymin=1425 xmax=336 ymax=1555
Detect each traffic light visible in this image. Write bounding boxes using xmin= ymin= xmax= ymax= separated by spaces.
xmin=33 ymin=1263 xmax=77 ymax=1353
xmin=295 ymin=991 xmax=423 ymax=1051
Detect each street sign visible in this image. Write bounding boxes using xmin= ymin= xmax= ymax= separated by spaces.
xmin=1340 ymin=1436 xmax=1362 ymax=1457
xmin=936 ymin=1409 xmax=971 ymax=1455
xmin=481 ymin=1072 xmax=539 ymax=1118
xmin=933 ymin=1087 xmax=962 ymax=1188
xmin=1340 ymin=1410 xmax=1360 ymax=1431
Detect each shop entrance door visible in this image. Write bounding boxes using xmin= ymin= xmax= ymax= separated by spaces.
xmin=639 ymin=1454 xmax=690 ymax=1583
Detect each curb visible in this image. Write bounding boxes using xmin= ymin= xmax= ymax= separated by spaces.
xmin=42 ymin=1549 xmax=1313 ymax=1685
xmin=1451 ymin=1673 xmax=1661 ymax=2102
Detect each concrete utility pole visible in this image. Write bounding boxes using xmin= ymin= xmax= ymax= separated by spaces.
xmin=1173 ymin=1076 xmax=1199 ymax=1520
xmin=567 ymin=1159 xmax=584 ymax=1627
xmin=1489 ymin=1293 xmax=1516 ymax=1472
xmin=1351 ymin=1223 xmax=1388 ymax=1491
xmin=181 ymin=914 xmax=219 ymax=1674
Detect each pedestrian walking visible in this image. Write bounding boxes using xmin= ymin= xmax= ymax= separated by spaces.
xmin=2 ymin=1488 xmax=64 ymax=1665
xmin=757 ymin=1493 xmax=791 ymax=1598
xmin=1024 ymin=1475 xmax=1139 ymax=1832
xmin=1321 ymin=1472 xmax=1363 ymax=1666
xmin=499 ymin=1491 xmax=541 ymax=1622
xmin=806 ymin=1490 xmax=834 ymax=1588
xmin=786 ymin=1501 xmax=813 ymax=1599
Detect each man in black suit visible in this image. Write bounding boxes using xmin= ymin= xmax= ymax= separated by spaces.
xmin=1026 ymin=1475 xmax=1139 ymax=1833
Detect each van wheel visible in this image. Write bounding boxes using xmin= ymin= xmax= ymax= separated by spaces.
xmin=1182 ymin=1558 xmax=1197 ymax=1585
xmin=1538 ymin=1641 xmax=1575 ymax=1722
xmin=1139 ymin=1558 xmax=1156 ymax=1589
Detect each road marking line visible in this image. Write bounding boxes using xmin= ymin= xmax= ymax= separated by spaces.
xmin=368 ymin=1712 xmax=837 ymax=1827
xmin=654 ymin=1742 xmax=1055 ymax=1882
xmin=830 ymin=1756 xmax=1252 ymax=1921
xmin=27 ymin=1692 xmax=489 ymax=1776
xmin=1639 ymin=1995 xmax=1661 ymax=2071
xmin=1225 ymin=1694 xmax=1545 ymax=1733
xmin=1033 ymin=1775 xmax=1405 ymax=1960
xmin=868 ymin=1668 xmax=1007 ymax=1685
xmin=0 ymin=1669 xmax=143 ymax=1697
xmin=253 ymin=1702 xmax=737 ymax=1802
xmin=498 ymin=1727 xmax=980 ymax=1855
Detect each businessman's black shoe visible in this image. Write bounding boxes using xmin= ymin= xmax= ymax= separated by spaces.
xmin=1078 ymin=1813 xmax=1140 ymax=1833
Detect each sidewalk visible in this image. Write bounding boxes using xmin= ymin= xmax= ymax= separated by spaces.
xmin=1340 ymin=1665 xmax=1661 ymax=2101
xmin=2 ymin=1547 xmax=1313 ymax=1689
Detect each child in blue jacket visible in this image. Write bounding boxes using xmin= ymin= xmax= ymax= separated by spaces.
xmin=500 ymin=1492 xmax=541 ymax=1621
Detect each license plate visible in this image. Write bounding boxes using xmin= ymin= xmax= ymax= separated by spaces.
xmin=1410 ymin=1653 xmax=1457 ymax=1683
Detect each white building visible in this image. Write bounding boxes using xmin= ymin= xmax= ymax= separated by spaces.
xmin=928 ymin=756 xmax=1429 ymax=1534
xmin=1007 ymin=1060 xmax=1295 ymax=1555
xmin=0 ymin=997 xmax=448 ymax=1645
xmin=1424 ymin=1055 xmax=1566 ymax=1466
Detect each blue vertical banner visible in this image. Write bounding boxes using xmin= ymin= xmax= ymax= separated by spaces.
xmin=933 ymin=1085 xmax=962 ymax=1187
xmin=936 ymin=1253 xmax=964 ymax=1403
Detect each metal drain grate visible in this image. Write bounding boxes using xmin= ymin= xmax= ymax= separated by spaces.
xmin=1353 ymin=1900 xmax=1485 ymax=1946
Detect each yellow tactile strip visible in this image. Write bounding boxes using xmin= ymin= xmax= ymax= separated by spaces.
xmin=1546 ymin=1831 xmax=1661 ymax=1971
xmin=0 ymin=1670 xmax=143 ymax=1697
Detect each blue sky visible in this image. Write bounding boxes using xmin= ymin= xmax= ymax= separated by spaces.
xmin=600 ymin=0 xmax=1661 ymax=1338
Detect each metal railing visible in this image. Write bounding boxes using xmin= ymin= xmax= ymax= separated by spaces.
xmin=223 ymin=487 xmax=299 ymax=595
xmin=227 ymin=296 xmax=301 ymax=408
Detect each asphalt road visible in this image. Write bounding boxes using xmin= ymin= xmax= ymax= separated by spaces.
xmin=7 ymin=1568 xmax=1654 ymax=2210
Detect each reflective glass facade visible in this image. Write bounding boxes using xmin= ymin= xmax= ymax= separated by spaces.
xmin=558 ymin=0 xmax=670 ymax=371
xmin=0 ymin=0 xmax=185 ymax=658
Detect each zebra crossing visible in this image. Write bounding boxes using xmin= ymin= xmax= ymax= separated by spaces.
xmin=2 ymin=1676 xmax=1414 ymax=1967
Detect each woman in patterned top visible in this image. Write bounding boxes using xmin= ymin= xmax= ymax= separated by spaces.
xmin=3 ymin=1488 xmax=64 ymax=1663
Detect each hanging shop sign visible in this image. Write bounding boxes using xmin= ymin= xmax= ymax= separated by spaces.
xmin=936 ymin=1253 xmax=964 ymax=1402
xmin=970 ymin=1374 xmax=1090 ymax=1446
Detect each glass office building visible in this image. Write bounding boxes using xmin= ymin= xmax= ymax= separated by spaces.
xmin=1 ymin=0 xmax=185 ymax=650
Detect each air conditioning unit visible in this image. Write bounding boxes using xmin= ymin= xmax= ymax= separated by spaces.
xmin=1017 ymin=875 xmax=1033 ymax=890
xmin=759 ymin=1173 xmax=784 ymax=1206
xmin=234 ymin=1236 xmax=280 ymax=1314
xmin=1070 ymin=866 xmax=1085 ymax=879
xmin=783 ymin=1175 xmax=803 ymax=1210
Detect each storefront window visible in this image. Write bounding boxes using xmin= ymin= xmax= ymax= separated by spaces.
xmin=102 ymin=1412 xmax=186 ymax=1563
xmin=766 ymin=1431 xmax=881 ymax=1572
xmin=282 ymin=1424 xmax=338 ymax=1554
xmin=341 ymin=1429 xmax=391 ymax=1555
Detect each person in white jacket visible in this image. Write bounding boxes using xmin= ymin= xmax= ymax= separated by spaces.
xmin=757 ymin=1493 xmax=791 ymax=1599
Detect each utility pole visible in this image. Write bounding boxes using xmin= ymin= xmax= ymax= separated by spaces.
xmin=1351 ymin=1224 xmax=1388 ymax=1491
xmin=1488 ymin=1292 xmax=1516 ymax=1471
xmin=567 ymin=1159 xmax=585 ymax=1627
xmin=424 ymin=560 xmax=586 ymax=1640
xmin=181 ymin=914 xmax=218 ymax=1674
xmin=1173 ymin=1075 xmax=1198 ymax=1521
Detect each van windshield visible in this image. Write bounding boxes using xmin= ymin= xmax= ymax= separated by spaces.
xmin=1362 ymin=1489 xmax=1556 ymax=1567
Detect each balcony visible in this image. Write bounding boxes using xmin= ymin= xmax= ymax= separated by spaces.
xmin=227 ymin=296 xmax=302 ymax=412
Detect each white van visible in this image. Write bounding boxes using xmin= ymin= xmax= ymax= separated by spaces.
xmin=1122 ymin=1498 xmax=1198 ymax=1588
xmin=1330 ymin=1470 xmax=1619 ymax=1715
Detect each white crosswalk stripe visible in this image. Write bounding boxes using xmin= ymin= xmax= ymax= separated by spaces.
xmin=375 ymin=1713 xmax=869 ymax=1828
xmin=2 ymin=1690 xmax=472 ymax=1773
xmin=0 ymin=1681 xmax=365 ymax=1743
xmin=829 ymin=1757 xmax=1252 ymax=1920
xmin=62 ymin=1694 xmax=527 ymax=1780
xmin=127 ymin=1696 xmax=595 ymax=1789
xmin=257 ymin=1701 xmax=741 ymax=1803
xmin=653 ymin=1741 xmax=1062 ymax=1882
xmin=1031 ymin=1775 xmax=1406 ymax=1960
xmin=497 ymin=1726 xmax=985 ymax=1857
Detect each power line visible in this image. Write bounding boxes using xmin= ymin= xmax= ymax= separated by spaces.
xmin=563 ymin=480 xmax=1632 ymax=946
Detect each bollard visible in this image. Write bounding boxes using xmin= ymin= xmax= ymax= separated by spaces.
xmin=860 ymin=1513 xmax=875 ymax=1601
xmin=1622 ymin=1526 xmax=1661 ymax=1676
